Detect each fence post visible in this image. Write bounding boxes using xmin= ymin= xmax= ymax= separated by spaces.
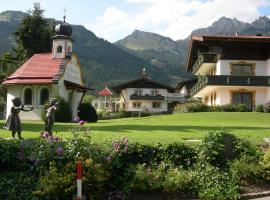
xmin=76 ymin=161 xmax=83 ymax=200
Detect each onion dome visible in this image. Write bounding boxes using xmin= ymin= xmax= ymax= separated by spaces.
xmin=55 ymin=22 xmax=72 ymax=37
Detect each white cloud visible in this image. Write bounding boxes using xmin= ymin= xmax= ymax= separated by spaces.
xmin=88 ymin=0 xmax=270 ymax=42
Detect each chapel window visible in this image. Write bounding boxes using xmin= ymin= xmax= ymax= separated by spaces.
xmin=40 ymin=88 xmax=49 ymax=105
xmin=24 ymin=88 xmax=33 ymax=105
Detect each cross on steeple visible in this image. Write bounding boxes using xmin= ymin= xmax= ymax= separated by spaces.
xmin=63 ymin=8 xmax=67 ymax=23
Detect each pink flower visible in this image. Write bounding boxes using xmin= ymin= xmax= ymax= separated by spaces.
xmin=74 ymin=116 xmax=80 ymax=122
xmin=42 ymin=132 xmax=49 ymax=138
xmin=56 ymin=146 xmax=64 ymax=156
xmin=113 ymin=143 xmax=120 ymax=152
xmin=79 ymin=120 xmax=85 ymax=126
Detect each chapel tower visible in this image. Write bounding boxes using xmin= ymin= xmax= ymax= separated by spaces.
xmin=52 ymin=15 xmax=73 ymax=59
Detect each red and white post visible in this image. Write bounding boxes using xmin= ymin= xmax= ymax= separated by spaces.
xmin=76 ymin=161 xmax=83 ymax=200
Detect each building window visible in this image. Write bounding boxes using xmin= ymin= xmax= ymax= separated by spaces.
xmin=40 ymin=88 xmax=49 ymax=105
xmin=231 ymin=62 xmax=255 ymax=76
xmin=24 ymin=88 xmax=33 ymax=105
xmin=57 ymin=46 xmax=62 ymax=53
xmin=151 ymin=90 xmax=159 ymax=96
xmin=152 ymin=102 xmax=161 ymax=108
xmin=134 ymin=89 xmax=143 ymax=96
xmin=133 ymin=102 xmax=141 ymax=108
xmin=232 ymin=92 xmax=253 ymax=111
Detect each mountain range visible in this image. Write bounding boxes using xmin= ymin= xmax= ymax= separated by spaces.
xmin=0 ymin=11 xmax=270 ymax=90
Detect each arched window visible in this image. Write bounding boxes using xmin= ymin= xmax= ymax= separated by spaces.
xmin=67 ymin=46 xmax=71 ymax=53
xmin=40 ymin=88 xmax=49 ymax=105
xmin=57 ymin=46 xmax=62 ymax=53
xmin=24 ymin=88 xmax=33 ymax=105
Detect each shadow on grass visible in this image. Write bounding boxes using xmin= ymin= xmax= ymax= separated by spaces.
xmin=0 ymin=122 xmax=269 ymax=134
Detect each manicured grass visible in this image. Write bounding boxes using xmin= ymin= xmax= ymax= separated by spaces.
xmin=1 ymin=112 xmax=270 ymax=144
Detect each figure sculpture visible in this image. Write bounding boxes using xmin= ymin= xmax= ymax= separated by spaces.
xmin=4 ymin=97 xmax=33 ymax=139
xmin=44 ymin=98 xmax=58 ymax=136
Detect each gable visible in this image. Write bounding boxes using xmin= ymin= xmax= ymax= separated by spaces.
xmin=63 ymin=54 xmax=85 ymax=86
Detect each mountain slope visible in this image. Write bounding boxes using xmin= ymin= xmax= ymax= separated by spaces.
xmin=115 ymin=30 xmax=191 ymax=85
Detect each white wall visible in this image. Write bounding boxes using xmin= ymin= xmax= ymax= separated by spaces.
xmin=179 ymin=86 xmax=187 ymax=96
xmin=203 ymin=86 xmax=270 ymax=106
xmin=216 ymin=60 xmax=269 ymax=76
xmin=6 ymin=85 xmax=53 ymax=120
xmin=118 ymin=88 xmax=169 ymax=112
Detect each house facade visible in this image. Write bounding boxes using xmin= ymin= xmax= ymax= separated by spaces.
xmin=92 ymin=87 xmax=120 ymax=112
xmin=2 ymin=17 xmax=90 ymax=120
xmin=186 ymin=35 xmax=270 ymax=110
xmin=112 ymin=74 xmax=179 ymax=113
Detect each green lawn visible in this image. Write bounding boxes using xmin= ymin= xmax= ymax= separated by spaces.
xmin=1 ymin=112 xmax=270 ymax=144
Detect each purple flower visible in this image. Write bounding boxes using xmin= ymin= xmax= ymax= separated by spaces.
xmin=56 ymin=146 xmax=64 ymax=156
xmin=79 ymin=120 xmax=85 ymax=126
xmin=48 ymin=135 xmax=54 ymax=142
xmin=106 ymin=156 xmax=112 ymax=162
xmin=54 ymin=137 xmax=60 ymax=142
xmin=42 ymin=132 xmax=49 ymax=138
xmin=74 ymin=116 xmax=80 ymax=122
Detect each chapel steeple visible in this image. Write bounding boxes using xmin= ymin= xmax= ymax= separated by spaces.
xmin=52 ymin=14 xmax=73 ymax=59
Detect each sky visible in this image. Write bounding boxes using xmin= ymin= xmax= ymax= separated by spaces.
xmin=0 ymin=0 xmax=270 ymax=42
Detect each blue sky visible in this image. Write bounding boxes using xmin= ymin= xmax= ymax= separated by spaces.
xmin=0 ymin=0 xmax=269 ymax=42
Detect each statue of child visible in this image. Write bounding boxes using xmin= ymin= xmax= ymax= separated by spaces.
xmin=4 ymin=97 xmax=33 ymax=139
xmin=44 ymin=98 xmax=58 ymax=136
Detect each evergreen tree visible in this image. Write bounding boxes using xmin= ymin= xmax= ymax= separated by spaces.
xmin=14 ymin=2 xmax=54 ymax=59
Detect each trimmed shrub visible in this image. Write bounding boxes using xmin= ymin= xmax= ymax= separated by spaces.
xmin=174 ymin=101 xmax=209 ymax=113
xmin=54 ymin=96 xmax=72 ymax=122
xmin=222 ymin=104 xmax=237 ymax=112
xmin=256 ymin=104 xmax=265 ymax=112
xmin=78 ymin=102 xmax=98 ymax=122
xmin=199 ymin=131 xmax=239 ymax=168
xmin=237 ymin=104 xmax=247 ymax=112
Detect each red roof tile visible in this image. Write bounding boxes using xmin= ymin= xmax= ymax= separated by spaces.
xmin=98 ymin=87 xmax=113 ymax=96
xmin=2 ymin=53 xmax=63 ymax=85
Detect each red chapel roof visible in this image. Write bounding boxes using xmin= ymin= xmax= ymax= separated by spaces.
xmin=98 ymin=87 xmax=113 ymax=96
xmin=2 ymin=53 xmax=63 ymax=85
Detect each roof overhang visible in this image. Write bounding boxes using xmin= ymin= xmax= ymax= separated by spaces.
xmin=64 ymin=80 xmax=93 ymax=92
xmin=186 ymin=35 xmax=270 ymax=72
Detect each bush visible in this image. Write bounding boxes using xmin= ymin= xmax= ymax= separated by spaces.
xmin=174 ymin=101 xmax=209 ymax=113
xmin=230 ymin=155 xmax=264 ymax=183
xmin=256 ymin=104 xmax=265 ymax=112
xmin=199 ymin=131 xmax=240 ymax=168
xmin=237 ymin=104 xmax=247 ymax=112
xmin=78 ymin=102 xmax=98 ymax=122
xmin=54 ymin=96 xmax=72 ymax=122
xmin=163 ymin=168 xmax=193 ymax=193
xmin=0 ymin=171 xmax=38 ymax=200
xmin=193 ymin=163 xmax=240 ymax=200
xmin=222 ymin=104 xmax=237 ymax=112
xmin=265 ymin=101 xmax=270 ymax=113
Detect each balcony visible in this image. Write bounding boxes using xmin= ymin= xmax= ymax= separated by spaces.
xmin=192 ymin=53 xmax=218 ymax=74
xmin=130 ymin=94 xmax=164 ymax=100
xmin=165 ymin=93 xmax=187 ymax=102
xmin=190 ymin=75 xmax=270 ymax=96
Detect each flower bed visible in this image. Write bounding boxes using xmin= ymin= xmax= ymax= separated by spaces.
xmin=1 ymin=128 xmax=270 ymax=200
